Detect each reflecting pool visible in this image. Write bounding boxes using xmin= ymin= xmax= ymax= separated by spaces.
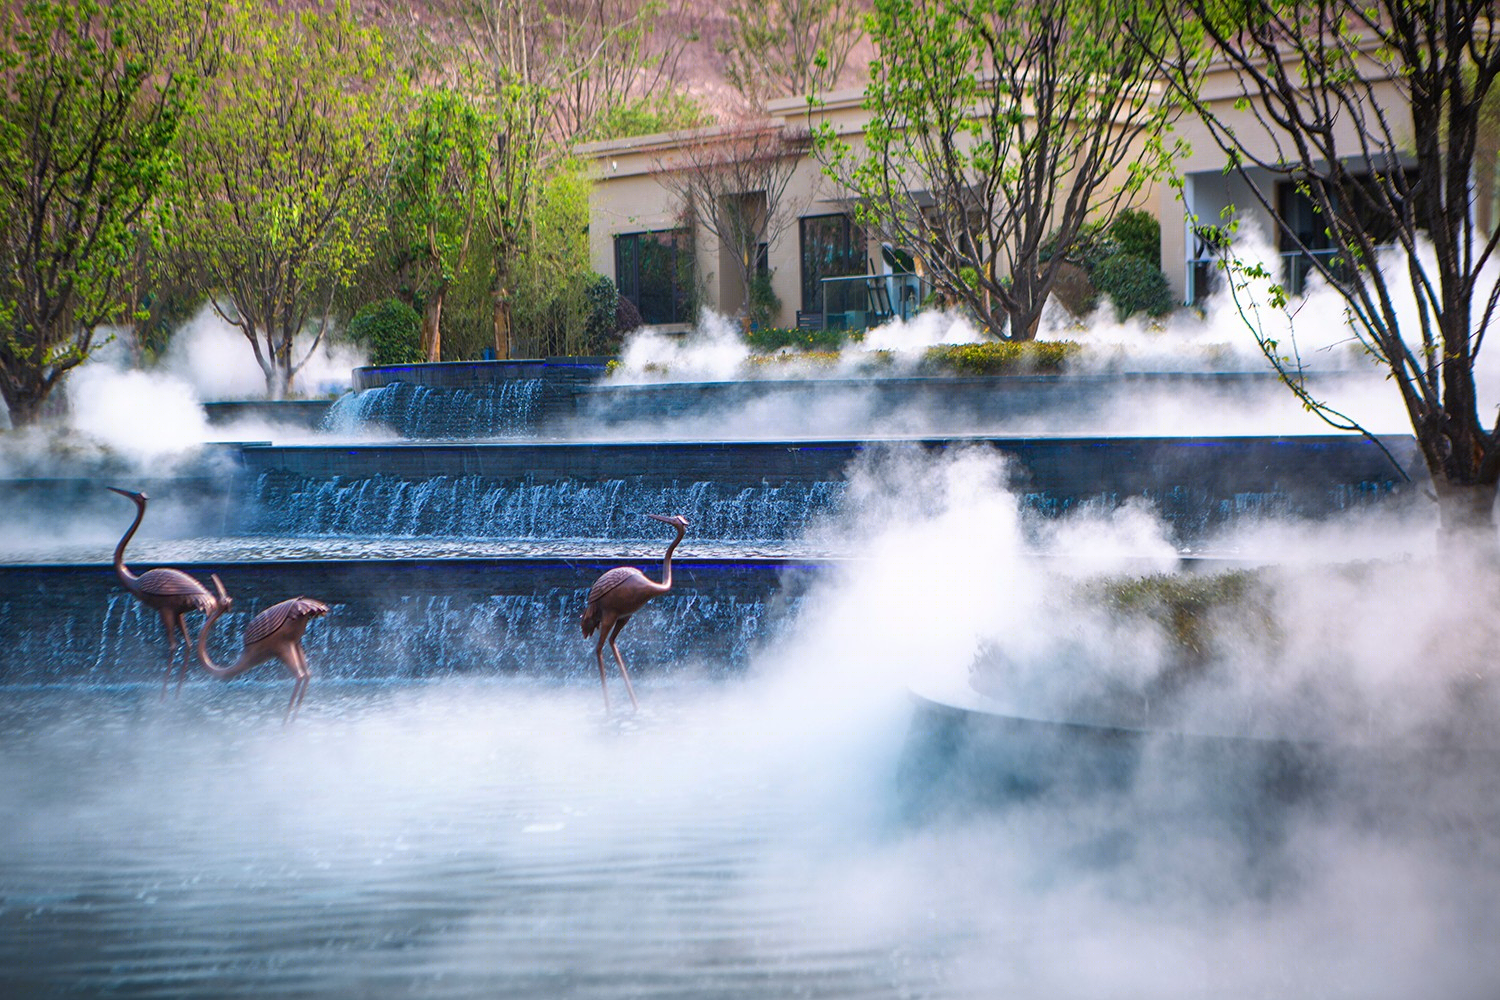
xmin=3 ymin=676 xmax=1497 ymax=999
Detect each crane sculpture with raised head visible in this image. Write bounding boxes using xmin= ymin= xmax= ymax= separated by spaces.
xmin=197 ymin=574 xmax=330 ymax=721
xmin=580 ymin=513 xmax=689 ymax=713
xmin=108 ymin=486 xmax=216 ymax=695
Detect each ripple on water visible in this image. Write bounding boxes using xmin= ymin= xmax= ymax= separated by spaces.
xmin=0 ymin=681 xmax=954 ymax=999
xmin=5 ymin=680 xmax=1497 ymax=999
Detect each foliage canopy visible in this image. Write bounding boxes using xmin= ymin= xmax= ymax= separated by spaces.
xmin=0 ymin=0 xmax=209 ymax=425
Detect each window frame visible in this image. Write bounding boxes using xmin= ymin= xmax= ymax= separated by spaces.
xmin=614 ymin=228 xmax=695 ymax=325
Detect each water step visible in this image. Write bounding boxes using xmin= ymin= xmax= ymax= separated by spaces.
xmin=0 ymin=558 xmax=824 ymax=684
xmin=234 ymin=435 xmax=1424 ymax=545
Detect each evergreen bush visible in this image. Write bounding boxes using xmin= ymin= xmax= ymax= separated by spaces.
xmin=1108 ymin=208 xmax=1161 ymax=265
xmin=582 ymin=272 xmax=620 ymax=353
xmin=1091 ymin=253 xmax=1174 ymax=321
xmin=348 ymin=298 xmax=423 ymax=366
xmin=745 ymin=324 xmax=856 ymax=352
xmin=747 ymin=270 xmax=782 ymax=331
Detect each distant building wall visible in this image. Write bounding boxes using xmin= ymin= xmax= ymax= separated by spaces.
xmin=585 ymin=62 xmax=1412 ymax=326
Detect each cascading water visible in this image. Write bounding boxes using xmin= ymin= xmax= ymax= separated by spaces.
xmin=322 ymin=379 xmax=544 ymax=439
xmin=0 ymin=561 xmax=814 ymax=682
xmin=287 ymin=590 xmax=785 ymax=680
xmin=5 ymin=350 xmax=1491 ymax=1000
xmin=236 ymin=471 xmax=847 ymax=542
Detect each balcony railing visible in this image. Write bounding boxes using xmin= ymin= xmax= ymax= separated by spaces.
xmin=801 ymin=272 xmax=931 ymax=332
xmin=1187 ymin=247 xmax=1356 ymax=305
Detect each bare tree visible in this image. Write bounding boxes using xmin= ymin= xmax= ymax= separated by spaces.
xmin=549 ymin=0 xmax=688 ymax=140
xmin=820 ymin=0 xmax=1179 ymax=341
xmin=656 ymin=121 xmax=808 ymax=330
xmin=1142 ymin=0 xmax=1500 ymax=539
xmin=718 ymin=0 xmax=866 ymax=105
xmin=457 ymin=0 xmax=687 ymax=356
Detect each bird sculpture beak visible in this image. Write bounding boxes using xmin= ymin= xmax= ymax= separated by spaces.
xmin=107 ymin=486 xmax=146 ymax=501
xmin=210 ymin=573 xmax=232 ymax=609
xmin=644 ymin=513 xmax=686 ymax=526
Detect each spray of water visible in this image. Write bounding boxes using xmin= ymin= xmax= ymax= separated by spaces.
xmin=158 ymin=305 xmax=368 ymax=401
xmin=3 ymin=380 xmax=1497 ymax=993
xmin=583 ymin=229 xmax=1453 ymax=443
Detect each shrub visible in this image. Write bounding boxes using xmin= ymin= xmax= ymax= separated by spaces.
xmin=582 ymin=273 xmax=621 ymax=354
xmin=615 ymin=294 xmax=644 ymax=336
xmin=1091 ymin=253 xmax=1174 ymax=321
xmin=348 ymin=298 xmax=423 ymax=366
xmin=1087 ymin=569 xmax=1278 ymax=672
xmin=744 ymin=325 xmax=858 ymax=353
xmin=1108 ymin=208 xmax=1161 ymax=265
xmin=747 ymin=270 xmax=782 ymax=331
xmin=1041 ymin=210 xmax=1161 ymax=270
xmin=1039 ymin=219 xmax=1111 ymax=268
xmin=744 ymin=350 xmax=842 ymax=369
xmin=920 ymin=340 xmax=1081 ymax=375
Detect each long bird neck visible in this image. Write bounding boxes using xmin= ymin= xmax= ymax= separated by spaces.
xmin=195 ymin=602 xmax=256 ymax=679
xmin=112 ymin=500 xmax=145 ymax=588
xmin=654 ymin=527 xmax=684 ymax=593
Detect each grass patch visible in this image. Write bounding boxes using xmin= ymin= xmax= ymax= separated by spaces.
xmin=919 ymin=340 xmax=1080 ymax=375
xmin=1085 ymin=568 xmax=1279 ymax=665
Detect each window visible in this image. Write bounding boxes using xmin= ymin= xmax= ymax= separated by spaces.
xmin=1187 ymin=224 xmax=1229 ymax=305
xmin=799 ymin=214 xmax=867 ymax=317
xmin=615 ymin=229 xmax=694 ymax=325
xmin=1275 ymin=172 xmax=1414 ymax=294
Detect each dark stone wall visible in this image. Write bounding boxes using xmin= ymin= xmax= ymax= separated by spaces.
xmin=340 ymin=367 xmax=1360 ymax=440
xmin=582 ymin=372 xmax=1326 ymax=425
xmin=232 ymin=435 xmax=1425 ymax=544
xmin=0 ymin=558 xmax=821 ymax=684
xmin=202 ymin=400 xmax=333 ymax=428
xmin=238 ymin=439 xmax=860 ymax=485
xmin=349 ymin=358 xmax=612 ymax=432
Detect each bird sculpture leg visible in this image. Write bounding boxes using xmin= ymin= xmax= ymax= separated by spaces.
xmin=291 ymin=645 xmax=311 ymax=717
xmin=283 ymin=647 xmax=311 ymax=724
xmin=158 ymin=610 xmax=181 ymax=699
xmin=588 ymin=605 xmax=618 ymax=716
xmin=606 ymin=618 xmax=639 ymax=712
xmin=593 ymin=635 xmax=611 ymax=714
xmin=172 ymin=612 xmax=195 ymax=695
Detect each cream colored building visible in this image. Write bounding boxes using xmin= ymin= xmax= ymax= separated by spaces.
xmin=577 ymin=88 xmax=884 ymax=333
xmin=1162 ymin=55 xmax=1421 ymax=306
xmin=579 ymin=55 xmax=1455 ymax=330
xmin=578 ymin=85 xmax=1164 ymax=332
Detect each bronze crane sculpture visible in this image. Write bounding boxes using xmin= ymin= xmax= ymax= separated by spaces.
xmin=580 ymin=513 xmax=689 ymax=713
xmin=197 ymin=574 xmax=329 ymax=721
xmin=108 ymin=486 xmax=216 ymax=695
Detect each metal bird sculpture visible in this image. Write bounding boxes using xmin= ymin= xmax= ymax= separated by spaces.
xmin=197 ymin=574 xmax=330 ymax=721
xmin=580 ymin=513 xmax=689 ymax=713
xmin=108 ymin=487 xmax=216 ymax=695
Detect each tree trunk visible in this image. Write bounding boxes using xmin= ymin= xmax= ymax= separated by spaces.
xmin=267 ymin=334 xmax=293 ymax=400
xmin=421 ymin=287 xmax=446 ymax=363
xmin=492 ymin=277 xmax=513 ymax=360
xmin=1433 ymin=479 xmax=1498 ymax=547
xmin=0 ymin=380 xmax=47 ymax=428
xmin=1004 ymin=268 xmax=1046 ymax=342
xmin=1004 ymin=304 xmax=1043 ymax=342
xmin=264 ymin=367 xmax=289 ymax=401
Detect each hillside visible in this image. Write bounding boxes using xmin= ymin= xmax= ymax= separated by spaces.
xmin=348 ymin=0 xmax=872 ymax=121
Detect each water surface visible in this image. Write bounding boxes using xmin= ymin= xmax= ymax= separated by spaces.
xmin=3 ymin=678 xmax=1497 ymax=999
